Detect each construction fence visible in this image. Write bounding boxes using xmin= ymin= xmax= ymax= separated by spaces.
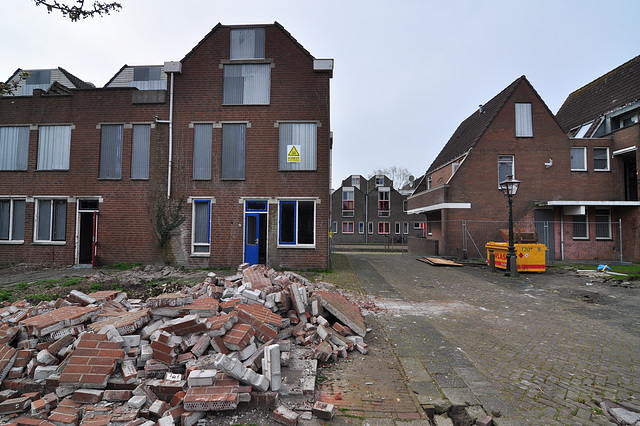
xmin=408 ymin=219 xmax=624 ymax=264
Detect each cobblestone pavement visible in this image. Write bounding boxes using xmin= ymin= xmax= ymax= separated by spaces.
xmin=327 ymin=252 xmax=639 ymax=425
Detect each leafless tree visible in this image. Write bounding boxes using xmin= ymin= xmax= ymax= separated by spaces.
xmin=370 ymin=166 xmax=414 ymax=189
xmin=32 ymin=0 xmax=121 ymax=21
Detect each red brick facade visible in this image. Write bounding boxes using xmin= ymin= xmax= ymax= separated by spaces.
xmin=0 ymin=23 xmax=333 ymax=270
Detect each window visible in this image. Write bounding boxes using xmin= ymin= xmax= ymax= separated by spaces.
xmin=498 ymin=155 xmax=514 ymax=184
xmin=403 ymin=222 xmax=409 ymax=234
xmin=515 ymin=103 xmax=533 ymax=137
xmin=378 ymin=188 xmax=390 ymax=217
xmin=368 ymin=222 xmax=373 ymax=234
xmin=574 ymin=121 xmax=593 ymax=138
xmin=427 ymin=176 xmax=432 ymax=190
xmin=403 ymin=200 xmax=408 ymax=212
xmin=342 ymin=188 xmax=354 ymax=217
xmin=452 ymin=162 xmax=460 ymax=174
xmin=359 ymin=222 xmax=365 ymax=234
xmin=99 ymin=124 xmax=123 ymax=179
xmin=223 ymin=64 xmax=271 ymax=105
xmin=571 ymin=147 xmax=587 ymax=171
xmin=0 ymin=127 xmax=29 ymax=171
xmin=38 ymin=125 xmax=71 ymax=170
xmin=0 ymin=199 xmax=25 ymax=242
xmin=395 ymin=222 xmax=400 ymax=234
xmin=378 ymin=222 xmax=389 ymax=234
xmin=193 ymin=124 xmax=212 ymax=180
xmin=342 ymin=221 xmax=354 ymax=234
xmin=278 ymin=123 xmax=317 ymax=171
xmin=35 ymin=199 xmax=66 ymax=242
xmin=331 ymin=221 xmax=337 ymax=234
xmin=130 ymin=67 xmax=165 ymax=90
xmin=131 ymin=124 xmax=150 ymax=179
xmin=279 ymin=200 xmax=315 ymax=247
xmin=595 ymin=209 xmax=611 ymax=240
xmin=594 ymin=147 xmax=609 ymax=171
xmin=230 ymin=28 xmax=265 ymax=59
xmin=221 ymin=123 xmax=246 ymax=180
xmin=192 ymin=200 xmax=211 ymax=255
xmin=572 ymin=214 xmax=588 ymax=240
xmin=611 ymin=109 xmax=639 ymax=131
xmin=375 ymin=176 xmax=384 ymax=186
xmin=351 ymin=176 xmax=360 ymax=188
xmin=22 ymin=70 xmax=51 ymax=95
xmin=426 ymin=214 xmax=433 ymax=235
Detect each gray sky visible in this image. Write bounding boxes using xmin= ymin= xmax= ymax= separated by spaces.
xmin=3 ymin=0 xmax=640 ymax=189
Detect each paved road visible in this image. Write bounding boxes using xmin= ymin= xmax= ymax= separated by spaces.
xmin=323 ymin=252 xmax=639 ymax=425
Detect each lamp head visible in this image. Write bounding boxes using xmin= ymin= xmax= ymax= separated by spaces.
xmin=499 ymin=175 xmax=521 ymax=197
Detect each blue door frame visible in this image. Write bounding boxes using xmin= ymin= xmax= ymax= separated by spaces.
xmin=244 ymin=201 xmax=268 ymax=265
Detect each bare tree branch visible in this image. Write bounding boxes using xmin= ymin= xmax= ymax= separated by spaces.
xmin=32 ymin=0 xmax=122 ymax=21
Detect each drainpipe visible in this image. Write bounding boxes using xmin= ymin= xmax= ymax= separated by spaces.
xmin=156 ymin=62 xmax=182 ymax=198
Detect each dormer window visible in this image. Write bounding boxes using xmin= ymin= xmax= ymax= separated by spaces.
xmin=22 ymin=70 xmax=51 ymax=95
xmin=130 ymin=67 xmax=165 ymax=90
xmin=230 ymin=28 xmax=265 ymax=59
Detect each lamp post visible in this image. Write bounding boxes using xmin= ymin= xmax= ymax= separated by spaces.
xmin=498 ymin=175 xmax=521 ymax=277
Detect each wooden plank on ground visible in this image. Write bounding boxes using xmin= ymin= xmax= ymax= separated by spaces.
xmin=417 ymin=257 xmax=463 ymax=267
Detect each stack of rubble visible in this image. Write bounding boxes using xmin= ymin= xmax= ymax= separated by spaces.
xmin=0 ymin=264 xmax=366 ymax=425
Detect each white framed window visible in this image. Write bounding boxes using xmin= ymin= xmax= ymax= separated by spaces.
xmin=498 ymin=155 xmax=514 ymax=184
xmin=378 ymin=222 xmax=389 ymax=234
xmin=192 ymin=199 xmax=211 ymax=255
xmin=342 ymin=221 xmax=354 ymax=234
xmin=595 ymin=209 xmax=612 ymax=240
xmin=572 ymin=214 xmax=588 ymax=240
xmin=221 ymin=123 xmax=246 ymax=180
xmin=368 ymin=222 xmax=373 ymax=234
xmin=193 ymin=123 xmax=213 ymax=180
xmin=99 ymin=124 xmax=123 ymax=179
xmin=0 ymin=127 xmax=29 ymax=171
xmin=375 ymin=176 xmax=384 ymax=186
xmin=342 ymin=187 xmax=354 ymax=217
xmin=278 ymin=199 xmax=315 ymax=247
xmin=223 ymin=64 xmax=270 ymax=105
xmin=230 ymin=27 xmax=265 ymax=60
xmin=35 ymin=198 xmax=66 ymax=242
xmin=38 ymin=125 xmax=71 ymax=171
xmin=0 ymin=199 xmax=26 ymax=243
xmin=395 ymin=222 xmax=400 ymax=234
xmin=351 ymin=175 xmax=360 ymax=189
xmin=378 ymin=187 xmax=390 ymax=217
xmin=131 ymin=124 xmax=150 ymax=179
xmin=515 ymin=103 xmax=533 ymax=137
xmin=571 ymin=147 xmax=587 ymax=171
xmin=427 ymin=176 xmax=432 ymax=190
xmin=403 ymin=222 xmax=409 ymax=234
xmin=331 ymin=221 xmax=338 ymax=234
xmin=358 ymin=222 xmax=365 ymax=234
xmin=278 ymin=122 xmax=317 ymax=171
xmin=593 ymin=147 xmax=610 ymax=171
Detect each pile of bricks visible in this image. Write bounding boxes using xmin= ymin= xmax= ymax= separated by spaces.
xmin=0 ymin=264 xmax=365 ymax=425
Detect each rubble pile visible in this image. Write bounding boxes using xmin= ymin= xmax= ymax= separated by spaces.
xmin=0 ymin=264 xmax=367 ymax=425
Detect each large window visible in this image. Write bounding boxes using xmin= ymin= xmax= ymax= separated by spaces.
xmin=515 ymin=103 xmax=533 ymax=137
xmin=378 ymin=222 xmax=389 ymax=234
xmin=131 ymin=67 xmax=165 ymax=90
xmin=278 ymin=123 xmax=317 ymax=171
xmin=378 ymin=188 xmax=390 ymax=217
xmin=572 ymin=214 xmax=588 ymax=240
xmin=342 ymin=222 xmax=354 ymax=234
xmin=0 ymin=199 xmax=25 ymax=242
xmin=131 ymin=124 xmax=150 ymax=179
xmin=36 ymin=199 xmax=66 ymax=242
xmin=221 ymin=123 xmax=246 ymax=180
xmin=595 ymin=209 xmax=611 ymax=240
xmin=279 ymin=200 xmax=315 ymax=247
xmin=498 ymin=155 xmax=514 ymax=184
xmin=38 ymin=125 xmax=71 ymax=171
xmin=571 ymin=147 xmax=587 ymax=171
xmin=342 ymin=187 xmax=354 ymax=217
xmin=223 ymin=64 xmax=271 ymax=105
xmin=192 ymin=200 xmax=211 ymax=255
xmin=193 ymin=124 xmax=213 ymax=180
xmin=0 ymin=127 xmax=29 ymax=171
xmin=593 ymin=147 xmax=609 ymax=171
xmin=23 ymin=70 xmax=51 ymax=95
xmin=99 ymin=124 xmax=123 ymax=179
xmin=230 ymin=27 xmax=265 ymax=59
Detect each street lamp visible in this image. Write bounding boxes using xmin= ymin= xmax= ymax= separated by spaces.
xmin=498 ymin=175 xmax=521 ymax=277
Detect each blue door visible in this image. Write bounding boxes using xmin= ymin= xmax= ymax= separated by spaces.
xmin=244 ymin=213 xmax=260 ymax=265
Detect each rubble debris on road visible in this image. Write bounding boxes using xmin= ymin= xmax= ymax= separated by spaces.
xmin=0 ymin=263 xmax=368 ymax=425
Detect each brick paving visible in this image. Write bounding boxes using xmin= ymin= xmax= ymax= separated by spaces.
xmin=338 ymin=252 xmax=639 ymax=425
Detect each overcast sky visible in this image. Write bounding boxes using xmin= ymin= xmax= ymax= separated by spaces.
xmin=3 ymin=0 xmax=640 ymax=189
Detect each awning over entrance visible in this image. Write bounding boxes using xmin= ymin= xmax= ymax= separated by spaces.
xmin=407 ymin=202 xmax=471 ymax=215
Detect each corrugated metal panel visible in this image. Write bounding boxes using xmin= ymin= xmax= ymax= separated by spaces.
xmin=37 ymin=200 xmax=52 ymax=241
xmin=0 ymin=126 xmax=29 ymax=170
xmin=223 ymin=64 xmax=270 ymax=105
xmin=131 ymin=124 xmax=150 ymax=179
xmin=278 ymin=123 xmax=317 ymax=171
xmin=515 ymin=103 xmax=533 ymax=137
xmin=99 ymin=124 xmax=123 ymax=179
xmin=37 ymin=125 xmax=71 ymax=170
xmin=230 ymin=28 xmax=265 ymax=59
xmin=193 ymin=124 xmax=212 ymax=180
xmin=221 ymin=123 xmax=246 ymax=179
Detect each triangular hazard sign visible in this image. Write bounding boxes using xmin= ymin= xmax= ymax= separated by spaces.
xmin=288 ymin=146 xmax=300 ymax=156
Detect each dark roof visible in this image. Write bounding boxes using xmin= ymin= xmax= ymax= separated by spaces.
xmin=427 ymin=76 xmax=526 ymax=174
xmin=555 ymin=55 xmax=640 ymax=133
xmin=58 ymin=67 xmax=94 ymax=89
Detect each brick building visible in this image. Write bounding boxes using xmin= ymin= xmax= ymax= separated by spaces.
xmin=408 ymin=67 xmax=640 ymax=263
xmin=0 ymin=22 xmax=334 ymax=269
xmin=330 ymin=175 xmax=419 ymax=245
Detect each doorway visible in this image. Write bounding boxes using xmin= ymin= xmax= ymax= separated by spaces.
xmin=244 ymin=200 xmax=268 ymax=265
xmin=77 ymin=199 xmax=99 ymax=266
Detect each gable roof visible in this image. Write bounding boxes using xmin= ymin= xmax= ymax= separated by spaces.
xmin=555 ymin=55 xmax=640 ymax=133
xmin=57 ymin=67 xmax=94 ymax=89
xmin=426 ymin=76 xmax=526 ymax=174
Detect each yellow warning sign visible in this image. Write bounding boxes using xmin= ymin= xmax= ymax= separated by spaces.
xmin=287 ymin=145 xmax=301 ymax=163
